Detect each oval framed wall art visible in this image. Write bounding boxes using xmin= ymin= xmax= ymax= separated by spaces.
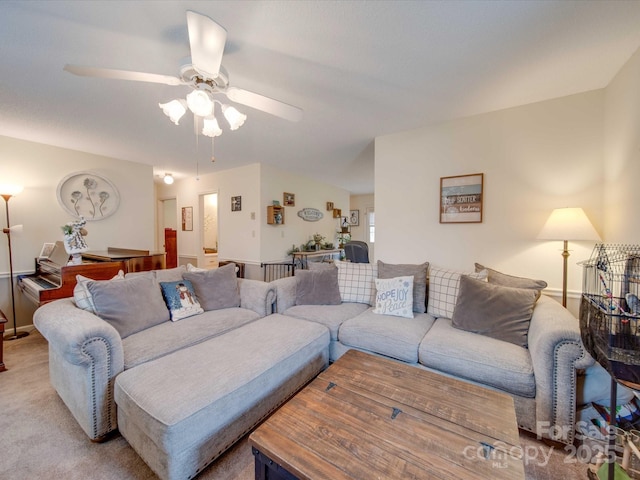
xmin=56 ymin=171 xmax=120 ymax=221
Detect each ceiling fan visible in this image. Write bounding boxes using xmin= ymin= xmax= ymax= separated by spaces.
xmin=64 ymin=10 xmax=303 ymax=136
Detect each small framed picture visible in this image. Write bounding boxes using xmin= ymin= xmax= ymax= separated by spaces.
xmin=181 ymin=207 xmax=193 ymax=231
xmin=333 ymin=208 xmax=342 ymax=219
xmin=349 ymin=210 xmax=360 ymax=226
xmin=440 ymin=173 xmax=484 ymax=223
xmin=326 ymin=201 xmax=334 ymax=211
xmin=231 ymin=196 xmax=242 ymax=212
xmin=39 ymin=242 xmax=55 ymax=259
xmin=283 ymin=192 xmax=295 ymax=207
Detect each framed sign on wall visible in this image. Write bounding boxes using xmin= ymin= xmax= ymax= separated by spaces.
xmin=440 ymin=173 xmax=484 ymax=224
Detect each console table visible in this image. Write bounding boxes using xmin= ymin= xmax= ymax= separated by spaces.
xmin=291 ymin=248 xmax=343 ymax=269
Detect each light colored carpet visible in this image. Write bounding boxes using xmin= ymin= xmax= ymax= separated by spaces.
xmin=0 ymin=329 xmax=590 ymax=479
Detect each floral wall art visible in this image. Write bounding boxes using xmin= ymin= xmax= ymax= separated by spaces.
xmin=56 ymin=172 xmax=120 ymax=220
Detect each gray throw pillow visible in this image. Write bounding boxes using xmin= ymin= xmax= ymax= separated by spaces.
xmin=295 ymin=269 xmax=342 ymax=305
xmin=475 ymin=263 xmax=547 ymax=290
xmin=87 ymin=274 xmax=170 ymax=338
xmin=183 ymin=263 xmax=240 ymax=311
xmin=378 ymin=261 xmax=429 ymax=313
xmin=451 ymin=275 xmax=541 ymax=348
xmin=308 ymin=261 xmax=337 ymax=271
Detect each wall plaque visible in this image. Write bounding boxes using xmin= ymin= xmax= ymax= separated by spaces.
xmin=297 ymin=208 xmax=324 ymax=222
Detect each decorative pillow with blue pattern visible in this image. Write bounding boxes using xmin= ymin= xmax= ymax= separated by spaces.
xmin=159 ymin=280 xmax=204 ymax=321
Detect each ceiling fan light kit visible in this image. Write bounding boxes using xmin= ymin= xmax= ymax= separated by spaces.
xmin=64 ymin=10 xmax=302 ymax=165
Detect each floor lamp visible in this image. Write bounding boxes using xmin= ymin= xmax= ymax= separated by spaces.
xmin=1 ymin=184 xmax=28 ymax=341
xmin=537 ymin=207 xmax=600 ymax=308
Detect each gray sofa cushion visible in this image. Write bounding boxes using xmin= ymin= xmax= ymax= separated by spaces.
xmin=295 ymin=269 xmax=341 ymax=305
xmin=122 ymin=307 xmax=261 ymax=369
xmin=114 ymin=314 xmax=330 ymax=480
xmin=475 ymin=263 xmax=547 ymax=290
xmin=338 ymin=308 xmax=436 ymax=363
xmin=377 ymin=261 xmax=429 ymax=313
xmin=87 ymin=274 xmax=170 ymax=338
xmin=183 ymin=263 xmax=240 ymax=311
xmin=451 ymin=275 xmax=540 ymax=347
xmin=283 ymin=303 xmax=370 ymax=340
xmin=419 ymin=318 xmax=535 ymax=398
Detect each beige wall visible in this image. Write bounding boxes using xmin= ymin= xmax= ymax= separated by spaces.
xmin=156 ymin=163 xmax=350 ymax=278
xmin=603 ymin=47 xmax=640 ymax=242
xmin=375 ymin=90 xmax=605 ymax=309
xmin=0 ymin=135 xmax=155 ymax=330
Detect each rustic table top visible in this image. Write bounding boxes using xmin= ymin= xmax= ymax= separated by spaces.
xmin=249 ymin=349 xmax=524 ymax=480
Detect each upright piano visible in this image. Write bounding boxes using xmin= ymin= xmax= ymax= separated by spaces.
xmin=18 ymin=243 xmax=163 ymax=307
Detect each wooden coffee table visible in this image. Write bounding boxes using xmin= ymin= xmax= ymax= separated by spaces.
xmin=249 ymin=349 xmax=525 ymax=479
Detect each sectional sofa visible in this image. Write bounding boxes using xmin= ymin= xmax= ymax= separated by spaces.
xmin=272 ymin=260 xmax=595 ymax=444
xmin=34 ymin=263 xmax=330 ymax=480
xmin=34 ymin=258 xmax=594 ymax=480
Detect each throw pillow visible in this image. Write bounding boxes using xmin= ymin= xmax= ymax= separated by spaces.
xmin=87 ymin=274 xmax=170 ymax=338
xmin=73 ymin=270 xmax=125 ymax=314
xmin=334 ymin=260 xmax=378 ymax=305
xmin=183 ymin=263 xmax=240 ymax=311
xmin=451 ymin=275 xmax=541 ymax=348
xmin=154 ymin=265 xmax=187 ymax=283
xmin=475 ymin=263 xmax=547 ymax=290
xmin=295 ymin=269 xmax=342 ymax=305
xmin=159 ymin=280 xmax=204 ymax=321
xmin=308 ymin=261 xmax=337 ymax=271
xmin=186 ymin=263 xmax=207 ymax=273
xmin=377 ymin=261 xmax=428 ymax=313
xmin=427 ymin=265 xmax=487 ymax=319
xmin=373 ymin=276 xmax=414 ymax=318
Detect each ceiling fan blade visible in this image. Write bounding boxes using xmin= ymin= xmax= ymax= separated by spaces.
xmin=186 ymin=11 xmax=227 ymax=79
xmin=225 ymin=87 xmax=303 ymax=122
xmin=64 ymin=65 xmax=183 ymax=86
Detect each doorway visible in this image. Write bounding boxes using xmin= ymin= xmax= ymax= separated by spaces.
xmin=199 ymin=192 xmax=219 ymax=269
xmin=160 ymin=198 xmax=178 ymax=268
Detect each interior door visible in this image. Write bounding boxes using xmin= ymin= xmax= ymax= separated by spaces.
xmin=164 ymin=228 xmax=177 ymax=268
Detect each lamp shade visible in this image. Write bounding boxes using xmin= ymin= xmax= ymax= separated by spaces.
xmin=537 ymin=207 xmax=601 ymax=241
xmin=0 ymin=184 xmax=23 ymax=197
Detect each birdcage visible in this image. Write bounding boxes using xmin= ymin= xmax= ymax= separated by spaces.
xmin=579 ymin=243 xmax=640 ymax=387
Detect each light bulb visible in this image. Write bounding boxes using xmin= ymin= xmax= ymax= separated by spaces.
xmin=186 ymin=90 xmax=214 ymax=117
xmin=202 ymin=117 xmax=222 ymax=137
xmin=163 ymin=173 xmax=174 ymax=185
xmin=159 ymin=100 xmax=186 ymax=125
xmin=222 ymin=105 xmax=247 ymax=130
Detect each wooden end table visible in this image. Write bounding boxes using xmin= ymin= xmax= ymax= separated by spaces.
xmin=250 ymin=349 xmax=524 ymax=480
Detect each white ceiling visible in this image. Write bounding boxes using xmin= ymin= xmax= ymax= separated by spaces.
xmin=2 ymin=1 xmax=640 ymax=194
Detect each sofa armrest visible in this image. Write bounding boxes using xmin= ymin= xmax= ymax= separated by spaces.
xmin=34 ymin=298 xmax=124 ymax=368
xmin=270 ymin=276 xmax=298 ymax=313
xmin=527 ymin=294 xmax=594 ymax=444
xmin=238 ymin=278 xmax=276 ymax=317
xmin=33 ymin=298 xmax=124 ymax=440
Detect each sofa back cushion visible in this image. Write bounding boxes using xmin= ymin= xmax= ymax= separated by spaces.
xmin=183 ymin=263 xmax=240 ymax=311
xmin=87 ymin=274 xmax=170 ymax=338
xmin=451 ymin=275 xmax=540 ymax=347
xmin=377 ymin=261 xmax=428 ymax=313
xmin=295 ymin=269 xmax=342 ymax=305
xmin=474 ymin=263 xmax=547 ymax=290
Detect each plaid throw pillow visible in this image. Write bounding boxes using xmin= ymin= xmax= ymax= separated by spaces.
xmin=73 ymin=270 xmax=125 ymax=313
xmin=427 ymin=266 xmax=487 ymax=319
xmin=335 ymin=260 xmax=378 ymax=305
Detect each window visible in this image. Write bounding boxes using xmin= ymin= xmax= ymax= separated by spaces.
xmin=367 ymin=209 xmax=375 ymax=243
